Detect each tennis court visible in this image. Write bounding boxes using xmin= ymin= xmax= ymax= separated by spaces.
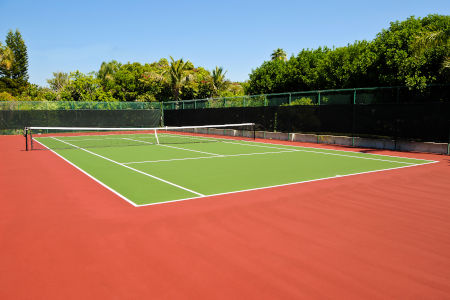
xmin=28 ymin=124 xmax=435 ymax=206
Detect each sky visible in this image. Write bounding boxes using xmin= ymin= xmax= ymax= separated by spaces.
xmin=0 ymin=0 xmax=448 ymax=87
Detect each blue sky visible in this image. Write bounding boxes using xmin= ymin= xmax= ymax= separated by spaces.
xmin=0 ymin=0 xmax=448 ymax=86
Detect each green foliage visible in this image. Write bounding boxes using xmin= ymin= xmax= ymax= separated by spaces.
xmin=0 ymin=91 xmax=14 ymax=101
xmin=4 ymin=30 xmax=28 ymax=81
xmin=166 ymin=57 xmax=193 ymax=101
xmin=47 ymin=72 xmax=70 ymax=91
xmin=0 ymin=42 xmax=14 ymax=75
xmin=220 ymin=82 xmax=244 ymax=97
xmin=248 ymin=14 xmax=450 ymax=94
xmin=98 ymin=60 xmax=121 ymax=82
xmin=58 ymin=71 xmax=115 ymax=102
xmin=0 ymin=30 xmax=29 ymax=97
xmin=271 ymin=48 xmax=287 ymax=61
xmin=281 ymin=97 xmax=315 ymax=106
xmin=210 ymin=66 xmax=230 ymax=97
xmin=0 ymin=77 xmax=28 ymax=96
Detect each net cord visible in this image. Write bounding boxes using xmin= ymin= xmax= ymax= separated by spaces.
xmin=25 ymin=123 xmax=255 ymax=131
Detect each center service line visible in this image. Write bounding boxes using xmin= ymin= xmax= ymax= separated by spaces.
xmin=50 ymin=137 xmax=205 ymax=197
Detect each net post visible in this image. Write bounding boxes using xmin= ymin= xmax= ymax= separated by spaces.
xmin=252 ymin=124 xmax=256 ymax=140
xmin=24 ymin=127 xmax=28 ymax=151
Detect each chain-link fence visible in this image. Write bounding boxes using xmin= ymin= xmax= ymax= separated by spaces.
xmin=1 ymin=85 xmax=448 ymax=143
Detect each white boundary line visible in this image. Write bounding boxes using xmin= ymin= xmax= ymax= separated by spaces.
xmin=50 ymin=137 xmax=204 ymax=197
xmin=122 ymin=137 xmax=222 ymax=157
xmin=135 ymin=160 xmax=439 ymax=207
xmin=122 ymin=150 xmax=298 ymax=164
xmin=34 ymin=139 xmax=139 ymax=207
xmin=135 ymin=134 xmax=421 ymax=165
xmin=38 ymin=131 xmax=436 ymax=164
xmin=33 ymin=134 xmax=439 ymax=208
xmin=159 ymin=133 xmax=437 ymax=164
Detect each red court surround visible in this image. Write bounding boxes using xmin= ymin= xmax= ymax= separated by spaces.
xmin=1 ymin=135 xmax=449 ymax=299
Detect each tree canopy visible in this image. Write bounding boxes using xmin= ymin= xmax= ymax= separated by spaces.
xmin=0 ymin=14 xmax=448 ymax=102
xmin=247 ymin=14 xmax=449 ymax=94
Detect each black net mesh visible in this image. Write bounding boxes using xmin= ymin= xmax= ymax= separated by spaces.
xmin=1 ymin=109 xmax=161 ymax=130
xmin=164 ymin=103 xmax=450 ymax=143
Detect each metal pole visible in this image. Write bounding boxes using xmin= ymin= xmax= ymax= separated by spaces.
xmin=352 ymin=89 xmax=356 ymax=147
xmin=24 ymin=128 xmax=28 ymax=151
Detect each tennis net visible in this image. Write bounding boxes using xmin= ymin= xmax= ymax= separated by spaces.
xmin=25 ymin=123 xmax=255 ymax=151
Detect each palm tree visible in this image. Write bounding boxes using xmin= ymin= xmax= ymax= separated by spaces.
xmin=98 ymin=60 xmax=121 ymax=81
xmin=271 ymin=48 xmax=287 ymax=61
xmin=0 ymin=42 xmax=14 ymax=76
xmin=166 ymin=56 xmax=192 ymax=101
xmin=412 ymin=29 xmax=449 ymax=70
xmin=211 ymin=66 xmax=229 ymax=97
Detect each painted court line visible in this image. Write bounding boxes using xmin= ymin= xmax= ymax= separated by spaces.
xmin=135 ymin=160 xmax=438 ymax=207
xmin=50 ymin=137 xmax=205 ymax=197
xmin=34 ymin=139 xmax=138 ymax=207
xmin=41 ymin=131 xmax=435 ymax=164
xmin=159 ymin=134 xmax=421 ymax=165
xmin=122 ymin=137 xmax=222 ymax=156
xmin=56 ymin=137 xmax=129 ymax=142
xmin=159 ymin=133 xmax=436 ymax=163
xmin=35 ymin=136 xmax=438 ymax=208
xmin=122 ymin=149 xmax=298 ymax=164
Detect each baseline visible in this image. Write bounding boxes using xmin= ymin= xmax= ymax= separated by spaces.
xmin=135 ymin=160 xmax=438 ymax=207
xmin=50 ymin=137 xmax=205 ymax=197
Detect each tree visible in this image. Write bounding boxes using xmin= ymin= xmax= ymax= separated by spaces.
xmin=47 ymin=72 xmax=70 ymax=91
xmin=412 ymin=28 xmax=450 ymax=70
xmin=166 ymin=56 xmax=192 ymax=100
xmin=372 ymin=14 xmax=449 ymax=89
xmin=0 ymin=42 xmax=14 ymax=76
xmin=98 ymin=60 xmax=121 ymax=81
xmin=271 ymin=48 xmax=287 ymax=61
xmin=60 ymin=71 xmax=114 ymax=102
xmin=5 ymin=30 xmax=28 ymax=80
xmin=247 ymin=14 xmax=449 ymax=93
xmin=211 ymin=66 xmax=229 ymax=97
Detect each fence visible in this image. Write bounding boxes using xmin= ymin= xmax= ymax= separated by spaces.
xmin=1 ymin=109 xmax=162 ymax=132
xmin=161 ymin=85 xmax=449 ymax=109
xmin=1 ymin=85 xmax=448 ymax=112
xmin=1 ymin=85 xmax=449 ymax=145
xmin=164 ymin=103 xmax=450 ymax=144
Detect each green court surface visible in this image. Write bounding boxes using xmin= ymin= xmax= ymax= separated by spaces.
xmin=35 ymin=133 xmax=434 ymax=206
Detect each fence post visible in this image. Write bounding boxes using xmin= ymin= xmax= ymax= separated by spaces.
xmin=160 ymin=102 xmax=164 ymax=127
xmin=289 ymin=93 xmax=292 ymax=105
xmin=318 ymin=92 xmax=321 ymax=105
xmin=352 ymin=89 xmax=357 ymax=147
xmin=264 ymin=95 xmax=268 ymax=106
